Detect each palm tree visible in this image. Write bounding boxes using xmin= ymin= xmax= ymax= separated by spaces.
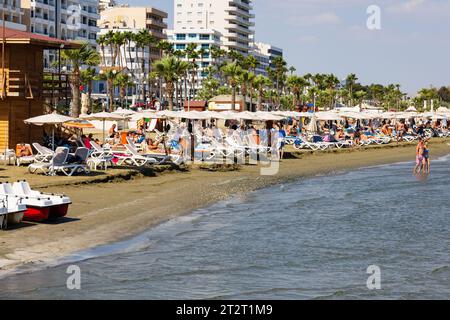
xmin=221 ymin=62 xmax=243 ymax=111
xmin=244 ymin=55 xmax=259 ymax=73
xmin=123 ymin=31 xmax=135 ymax=76
xmin=153 ymin=56 xmax=188 ymax=110
xmin=112 ymin=32 xmax=126 ymax=69
xmin=61 ymin=42 xmax=100 ymax=117
xmin=239 ymin=71 xmax=255 ymax=111
xmin=96 ymin=34 xmax=107 ymax=66
xmin=345 ymin=73 xmax=358 ymax=107
xmin=105 ymin=30 xmax=116 ymax=66
xmin=185 ymin=43 xmax=199 ymax=99
xmin=271 ymin=56 xmax=288 ymax=109
xmin=157 ymin=40 xmax=174 ymax=56
xmin=98 ymin=69 xmax=118 ymax=111
xmin=80 ymin=67 xmax=96 ymax=113
xmin=289 ymin=66 xmax=297 ymax=75
xmin=114 ymin=73 xmax=133 ymax=108
xmin=325 ymin=74 xmax=340 ymax=110
xmin=287 ymin=75 xmax=308 ymax=109
xmin=252 ymin=75 xmax=271 ymax=111
xmin=143 ymin=31 xmax=157 ymax=100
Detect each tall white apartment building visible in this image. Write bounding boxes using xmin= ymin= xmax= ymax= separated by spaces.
xmin=173 ymin=0 xmax=254 ymax=55
xmin=21 ymin=0 xmax=100 ymax=68
xmin=167 ymin=28 xmax=222 ymax=84
xmin=0 ymin=0 xmax=27 ymax=31
xmin=253 ymin=41 xmax=283 ymax=70
xmin=22 ymin=0 xmax=100 ymax=44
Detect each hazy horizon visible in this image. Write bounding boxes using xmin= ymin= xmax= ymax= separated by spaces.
xmin=125 ymin=0 xmax=450 ymax=95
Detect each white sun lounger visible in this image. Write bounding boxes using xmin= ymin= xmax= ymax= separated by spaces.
xmin=87 ymin=141 xmax=115 ymax=170
xmin=28 ymin=147 xmax=68 ymax=174
xmin=115 ymin=145 xmax=158 ymax=167
xmin=52 ymin=147 xmax=90 ymax=176
xmin=126 ymin=137 xmax=177 ymax=164
xmin=32 ymin=143 xmax=54 ymax=163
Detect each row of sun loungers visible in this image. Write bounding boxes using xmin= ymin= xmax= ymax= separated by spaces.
xmin=17 ymin=139 xmax=176 ymax=176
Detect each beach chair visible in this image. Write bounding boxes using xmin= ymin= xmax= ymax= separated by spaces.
xmin=115 ymin=144 xmax=157 ymax=167
xmin=244 ymin=133 xmax=272 ymax=154
xmin=127 ymin=136 xmax=180 ymax=164
xmin=28 ymin=147 xmax=68 ymax=175
xmin=208 ymin=138 xmax=239 ymax=158
xmin=293 ymin=137 xmax=327 ymax=151
xmin=32 ymin=143 xmax=54 ymax=163
xmin=224 ymin=136 xmax=248 ymax=157
xmin=52 ymin=147 xmax=90 ymax=176
xmin=87 ymin=141 xmax=115 ymax=170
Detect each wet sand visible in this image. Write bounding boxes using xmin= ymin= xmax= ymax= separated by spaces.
xmin=1 ymin=140 xmax=449 ymax=275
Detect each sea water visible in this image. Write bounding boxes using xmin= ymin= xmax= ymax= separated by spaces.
xmin=0 ymin=157 xmax=449 ymax=299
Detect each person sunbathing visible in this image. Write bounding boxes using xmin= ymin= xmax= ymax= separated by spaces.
xmin=17 ymin=144 xmax=33 ymax=157
xmin=381 ymin=123 xmax=392 ymax=136
xmin=146 ymin=138 xmax=160 ymax=151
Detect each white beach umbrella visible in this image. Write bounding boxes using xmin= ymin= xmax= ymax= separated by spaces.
xmin=24 ymin=113 xmax=77 ymax=150
xmin=340 ymin=111 xmax=376 ymax=120
xmin=213 ymin=111 xmax=240 ymax=120
xmin=113 ymin=108 xmax=137 ymax=117
xmin=164 ymin=111 xmax=211 ymax=120
xmin=156 ymin=110 xmax=182 ymax=118
xmin=80 ymin=112 xmax=129 ymax=142
xmin=380 ymin=112 xmax=397 ymax=119
xmin=130 ymin=111 xmax=165 ymax=122
xmin=254 ymin=111 xmax=285 ymax=121
xmin=233 ymin=111 xmax=261 ymax=121
xmin=315 ymin=112 xmax=342 ymax=121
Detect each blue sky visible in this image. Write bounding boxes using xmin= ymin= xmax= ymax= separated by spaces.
xmin=127 ymin=0 xmax=450 ymax=94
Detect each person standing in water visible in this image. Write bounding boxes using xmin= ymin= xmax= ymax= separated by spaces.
xmin=414 ymin=138 xmax=426 ymax=174
xmin=423 ymin=140 xmax=430 ymax=173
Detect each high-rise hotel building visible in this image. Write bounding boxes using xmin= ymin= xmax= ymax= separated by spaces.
xmin=0 ymin=0 xmax=27 ymax=31
xmin=173 ymin=0 xmax=254 ymax=55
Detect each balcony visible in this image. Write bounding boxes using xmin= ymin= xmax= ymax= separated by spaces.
xmin=146 ymin=18 xmax=168 ymax=29
xmin=225 ymin=23 xmax=253 ymax=35
xmin=225 ymin=5 xmax=255 ymax=19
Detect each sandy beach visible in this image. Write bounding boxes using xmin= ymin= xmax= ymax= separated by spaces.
xmin=1 ymin=139 xmax=449 ymax=275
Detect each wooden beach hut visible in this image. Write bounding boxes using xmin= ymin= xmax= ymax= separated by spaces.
xmin=0 ymin=27 xmax=80 ymax=151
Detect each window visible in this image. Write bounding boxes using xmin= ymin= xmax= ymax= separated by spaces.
xmin=199 ymin=34 xmax=210 ymax=40
xmin=176 ymin=34 xmax=186 ymax=40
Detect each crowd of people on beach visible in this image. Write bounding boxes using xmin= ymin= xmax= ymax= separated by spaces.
xmin=15 ymin=110 xmax=448 ymax=177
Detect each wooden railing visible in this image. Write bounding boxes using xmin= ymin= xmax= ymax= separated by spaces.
xmin=0 ymin=70 xmax=70 ymax=100
xmin=42 ymin=73 xmax=70 ymax=101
